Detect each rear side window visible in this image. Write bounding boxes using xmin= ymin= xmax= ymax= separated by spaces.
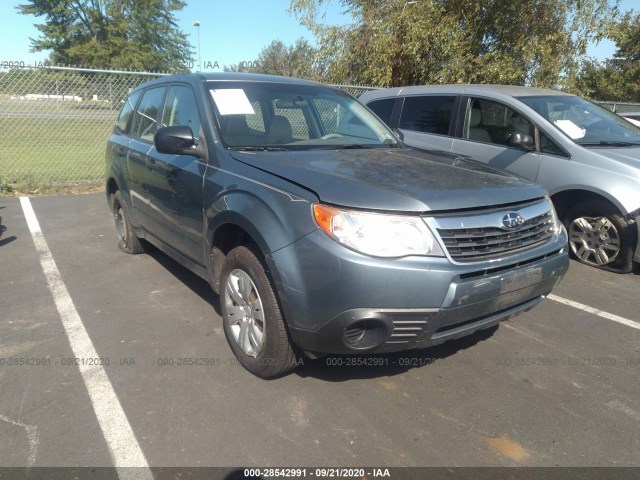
xmin=162 ymin=85 xmax=202 ymax=139
xmin=399 ymin=95 xmax=455 ymax=135
xmin=130 ymin=87 xmax=166 ymax=142
xmin=115 ymin=90 xmax=142 ymax=134
xmin=367 ymin=98 xmax=395 ymax=125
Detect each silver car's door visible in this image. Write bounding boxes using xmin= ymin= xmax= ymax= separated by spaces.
xmin=451 ymin=97 xmax=542 ymax=182
xmin=396 ymin=95 xmax=458 ymax=154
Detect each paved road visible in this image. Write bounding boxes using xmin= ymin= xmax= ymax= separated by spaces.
xmin=0 ymin=193 xmax=639 ymax=472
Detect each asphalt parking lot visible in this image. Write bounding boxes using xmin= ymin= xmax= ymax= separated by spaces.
xmin=0 ymin=193 xmax=639 ymax=473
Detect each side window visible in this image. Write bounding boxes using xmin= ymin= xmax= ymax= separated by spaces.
xmin=367 ymin=98 xmax=395 ymax=125
xmin=130 ymin=87 xmax=166 ymax=142
xmin=399 ymin=95 xmax=455 ymax=135
xmin=464 ymin=98 xmax=534 ymax=149
xmin=162 ymin=85 xmax=202 ymax=139
xmin=540 ymin=131 xmax=567 ymax=157
xmin=115 ymin=90 xmax=141 ymax=134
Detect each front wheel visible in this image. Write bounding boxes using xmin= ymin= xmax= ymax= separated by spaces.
xmin=220 ymin=246 xmax=298 ymax=378
xmin=564 ymin=200 xmax=636 ymax=273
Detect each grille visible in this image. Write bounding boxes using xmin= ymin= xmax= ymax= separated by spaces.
xmin=437 ymin=211 xmax=555 ymax=261
xmin=385 ymin=316 xmax=431 ymax=345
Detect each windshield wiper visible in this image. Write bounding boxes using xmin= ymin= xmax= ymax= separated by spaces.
xmin=337 ymin=144 xmax=370 ymax=149
xmin=229 ymin=146 xmax=289 ymax=152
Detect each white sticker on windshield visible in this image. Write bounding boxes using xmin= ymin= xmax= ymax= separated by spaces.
xmin=554 ymin=119 xmax=585 ymax=139
xmin=210 ymin=89 xmax=255 ymax=115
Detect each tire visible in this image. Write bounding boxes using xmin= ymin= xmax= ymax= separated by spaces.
xmin=220 ymin=245 xmax=298 ymax=378
xmin=111 ymin=191 xmax=144 ymax=254
xmin=563 ymin=200 xmax=636 ymax=274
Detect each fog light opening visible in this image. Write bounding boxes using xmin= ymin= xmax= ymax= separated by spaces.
xmin=343 ymin=320 xmax=388 ymax=348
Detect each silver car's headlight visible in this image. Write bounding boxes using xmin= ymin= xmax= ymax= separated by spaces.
xmin=313 ymin=204 xmax=444 ymax=258
xmin=546 ymin=196 xmax=563 ymax=234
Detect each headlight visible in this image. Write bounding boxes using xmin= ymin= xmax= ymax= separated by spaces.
xmin=313 ymin=204 xmax=444 ymax=258
xmin=546 ymin=196 xmax=563 ymax=234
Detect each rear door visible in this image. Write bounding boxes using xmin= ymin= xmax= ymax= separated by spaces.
xmin=397 ymin=95 xmax=458 ymax=153
xmin=109 ymin=89 xmax=142 ymax=223
xmin=451 ymin=96 xmax=542 ymax=181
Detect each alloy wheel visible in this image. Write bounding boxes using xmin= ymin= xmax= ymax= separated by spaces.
xmin=224 ymin=269 xmax=265 ymax=357
xmin=568 ymin=215 xmax=620 ymax=266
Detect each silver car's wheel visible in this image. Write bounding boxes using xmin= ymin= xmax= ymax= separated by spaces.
xmin=224 ymin=269 xmax=265 ymax=357
xmin=568 ymin=215 xmax=620 ymax=267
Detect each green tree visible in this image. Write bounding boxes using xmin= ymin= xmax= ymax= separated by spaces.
xmin=226 ymin=37 xmax=324 ymax=81
xmin=17 ymin=0 xmax=192 ymax=72
xmin=289 ymin=0 xmax=618 ymax=89
xmin=578 ymin=11 xmax=640 ymax=101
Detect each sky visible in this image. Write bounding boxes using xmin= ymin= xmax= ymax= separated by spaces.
xmin=0 ymin=0 xmax=636 ymax=73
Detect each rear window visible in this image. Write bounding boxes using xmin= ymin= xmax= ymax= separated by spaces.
xmin=367 ymin=98 xmax=395 ymax=125
xmin=115 ymin=90 xmax=142 ymax=134
xmin=399 ymin=95 xmax=455 ymax=135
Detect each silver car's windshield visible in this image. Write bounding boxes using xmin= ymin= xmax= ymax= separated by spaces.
xmin=517 ymin=95 xmax=640 ymax=146
xmin=207 ymin=81 xmax=399 ymax=150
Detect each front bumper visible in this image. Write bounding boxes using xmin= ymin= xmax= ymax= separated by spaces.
xmin=270 ymin=229 xmax=569 ymax=355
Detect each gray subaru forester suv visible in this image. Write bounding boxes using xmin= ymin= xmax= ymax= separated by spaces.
xmin=106 ymin=73 xmax=568 ymax=378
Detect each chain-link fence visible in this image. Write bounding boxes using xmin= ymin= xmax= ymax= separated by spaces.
xmin=598 ymin=101 xmax=640 ymax=114
xmin=0 ymin=66 xmax=166 ymax=192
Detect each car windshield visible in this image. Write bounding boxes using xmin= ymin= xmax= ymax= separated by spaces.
xmin=517 ymin=95 xmax=640 ymax=146
xmin=207 ymin=81 xmax=399 ymax=150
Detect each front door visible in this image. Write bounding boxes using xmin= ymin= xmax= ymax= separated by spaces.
xmin=144 ymin=84 xmax=207 ymax=264
xmin=451 ymin=97 xmax=542 ymax=182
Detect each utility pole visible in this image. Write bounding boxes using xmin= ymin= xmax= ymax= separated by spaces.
xmin=192 ymin=21 xmax=201 ymax=72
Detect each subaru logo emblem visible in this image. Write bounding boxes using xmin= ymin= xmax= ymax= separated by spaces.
xmin=502 ymin=212 xmax=524 ymax=229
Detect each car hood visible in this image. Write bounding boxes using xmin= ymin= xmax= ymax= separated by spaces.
xmin=588 ymin=146 xmax=640 ymax=170
xmin=230 ymin=148 xmax=547 ymax=212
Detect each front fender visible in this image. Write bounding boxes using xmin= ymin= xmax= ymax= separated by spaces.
xmin=204 ymin=189 xmax=314 ymax=255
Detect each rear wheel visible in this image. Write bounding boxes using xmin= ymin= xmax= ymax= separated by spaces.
xmin=564 ymin=200 xmax=635 ymax=273
xmin=111 ymin=191 xmax=144 ymax=254
xmin=220 ymin=245 xmax=298 ymax=378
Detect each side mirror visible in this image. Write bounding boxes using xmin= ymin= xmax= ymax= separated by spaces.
xmin=510 ymin=132 xmax=535 ymax=151
xmin=155 ymin=126 xmax=203 ymax=157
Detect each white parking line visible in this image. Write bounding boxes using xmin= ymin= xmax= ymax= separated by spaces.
xmin=20 ymin=197 xmax=152 ymax=479
xmin=548 ymin=294 xmax=640 ymax=330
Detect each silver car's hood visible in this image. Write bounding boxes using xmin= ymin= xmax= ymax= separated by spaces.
xmin=588 ymin=146 xmax=640 ymax=170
